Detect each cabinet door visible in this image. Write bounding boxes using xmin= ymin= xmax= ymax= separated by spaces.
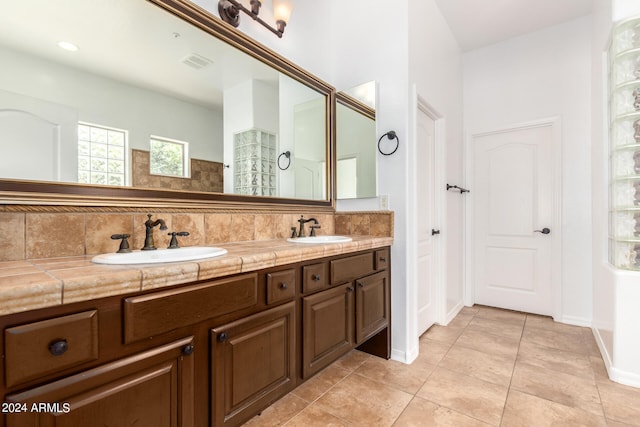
xmin=302 ymin=284 xmax=354 ymax=379
xmin=211 ymin=302 xmax=296 ymax=427
xmin=5 ymin=337 xmax=195 ymax=427
xmin=355 ymin=271 xmax=390 ymax=344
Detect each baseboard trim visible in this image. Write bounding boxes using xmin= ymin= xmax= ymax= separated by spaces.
xmin=391 ymin=346 xmax=418 ymax=364
xmin=559 ymin=315 xmax=592 ymax=328
xmin=444 ymin=300 xmax=464 ymax=325
xmin=592 ymin=327 xmax=640 ymax=388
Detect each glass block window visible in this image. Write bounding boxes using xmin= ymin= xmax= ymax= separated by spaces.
xmin=78 ymin=123 xmax=127 ymax=186
xmin=233 ymin=129 xmax=276 ymax=196
xmin=149 ymin=136 xmax=189 ymax=178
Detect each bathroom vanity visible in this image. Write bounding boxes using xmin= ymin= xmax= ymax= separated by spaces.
xmin=0 ymin=239 xmax=391 ymax=426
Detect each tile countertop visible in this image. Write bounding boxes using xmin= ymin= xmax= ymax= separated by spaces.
xmin=0 ymin=236 xmax=393 ymax=317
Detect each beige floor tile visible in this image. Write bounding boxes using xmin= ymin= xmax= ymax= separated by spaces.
xmin=590 ymin=355 xmax=610 ymax=383
xmin=354 ymin=354 xmax=436 ymax=394
xmin=331 ymin=350 xmax=371 ymax=372
xmin=598 ymin=380 xmax=640 ymax=426
xmin=447 ymin=312 xmax=474 ymax=328
xmin=243 ymin=393 xmax=308 ymax=426
xmin=468 ymin=316 xmax=524 ymax=340
xmin=417 ymin=338 xmax=452 ymax=365
xmin=313 ymin=373 xmax=412 ymax=427
xmin=502 ymin=389 xmax=607 ymax=427
xmin=438 ymin=344 xmax=515 ymax=386
xmin=393 ymin=397 xmax=492 ymax=427
xmin=416 ymin=367 xmax=508 ymax=425
xmin=285 ymin=405 xmax=352 ymax=426
xmin=422 ymin=324 xmax=464 ymax=345
xmin=511 ymin=362 xmax=603 ymax=416
xmin=521 ymin=324 xmax=590 ymax=354
xmin=460 ymin=305 xmax=480 ymax=315
xmin=525 ymin=313 xmax=586 ymax=336
xmin=455 ymin=325 xmax=520 ymax=359
xmin=475 ymin=305 xmax=526 ymax=325
xmin=292 ymin=364 xmax=351 ymax=403
xmin=516 ymin=340 xmax=594 ymax=380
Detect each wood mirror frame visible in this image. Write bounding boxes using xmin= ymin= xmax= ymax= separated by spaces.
xmin=0 ymin=0 xmax=336 ymax=211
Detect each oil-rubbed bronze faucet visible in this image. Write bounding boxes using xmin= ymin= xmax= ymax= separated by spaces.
xmin=142 ymin=214 xmax=167 ymax=250
xmin=297 ymin=215 xmax=320 ymax=237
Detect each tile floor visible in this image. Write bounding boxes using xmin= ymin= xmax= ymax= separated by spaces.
xmin=244 ymin=305 xmax=640 ymax=426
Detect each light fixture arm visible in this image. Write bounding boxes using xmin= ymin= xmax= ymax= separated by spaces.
xmin=218 ymin=0 xmax=286 ymax=38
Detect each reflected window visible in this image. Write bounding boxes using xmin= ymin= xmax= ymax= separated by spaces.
xmin=78 ymin=123 xmax=127 ymax=186
xmin=149 ymin=136 xmax=189 ymax=178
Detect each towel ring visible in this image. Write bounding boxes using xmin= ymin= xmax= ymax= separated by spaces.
xmin=378 ymin=131 xmax=399 ymax=156
xmin=277 ymin=151 xmax=291 ymax=170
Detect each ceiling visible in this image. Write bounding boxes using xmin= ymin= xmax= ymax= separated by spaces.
xmin=434 ymin=0 xmax=593 ymax=52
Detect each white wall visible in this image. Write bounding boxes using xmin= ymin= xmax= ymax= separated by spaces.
xmin=463 ymin=17 xmax=593 ymax=325
xmin=0 ymin=46 xmax=223 ymax=165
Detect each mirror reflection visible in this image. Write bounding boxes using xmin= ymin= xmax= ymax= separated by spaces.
xmin=0 ymin=0 xmax=328 ymax=201
xmin=336 ymin=81 xmax=377 ymax=199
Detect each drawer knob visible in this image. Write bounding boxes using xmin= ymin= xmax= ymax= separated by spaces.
xmin=279 ymin=282 xmax=288 ymax=290
xmin=218 ymin=332 xmax=228 ymax=343
xmin=49 ymin=339 xmax=68 ymax=356
xmin=379 ymin=257 xmax=387 ymax=262
xmin=182 ymin=344 xmax=195 ymax=356
xmin=312 ymin=274 xmax=321 ymax=281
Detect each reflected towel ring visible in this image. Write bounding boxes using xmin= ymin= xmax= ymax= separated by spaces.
xmin=378 ymin=131 xmax=399 ymax=156
xmin=277 ymin=151 xmax=291 ymax=170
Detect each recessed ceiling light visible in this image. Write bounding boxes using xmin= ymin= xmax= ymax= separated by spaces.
xmin=58 ymin=41 xmax=78 ymax=52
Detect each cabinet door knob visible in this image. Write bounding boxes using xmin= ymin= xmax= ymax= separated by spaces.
xmin=346 ymin=286 xmax=354 ymax=292
xmin=49 ymin=339 xmax=68 ymax=356
xmin=379 ymin=257 xmax=387 ymax=262
xmin=357 ymin=282 xmax=364 ymax=288
xmin=182 ymin=344 xmax=195 ymax=356
xmin=218 ymin=332 xmax=228 ymax=343
xmin=280 ymin=282 xmax=288 ymax=290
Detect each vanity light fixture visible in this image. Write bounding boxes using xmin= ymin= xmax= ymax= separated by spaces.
xmin=218 ymin=0 xmax=293 ymax=38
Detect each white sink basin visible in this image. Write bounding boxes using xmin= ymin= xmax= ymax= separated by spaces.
xmin=287 ymin=236 xmax=352 ymax=244
xmin=92 ymin=246 xmax=227 ymax=265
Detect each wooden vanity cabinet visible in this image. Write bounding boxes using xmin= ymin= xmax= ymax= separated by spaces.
xmin=210 ymin=301 xmax=296 ymax=427
xmin=1 ymin=246 xmax=390 ymax=427
xmin=5 ymin=336 xmax=195 ymax=427
xmin=302 ymin=249 xmax=391 ymax=379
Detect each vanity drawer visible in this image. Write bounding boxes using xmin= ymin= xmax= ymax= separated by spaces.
xmin=5 ymin=310 xmax=99 ymax=388
xmin=123 ymin=273 xmax=258 ymax=343
xmin=331 ymin=253 xmax=374 ymax=284
xmin=375 ymin=248 xmax=390 ymax=271
xmin=303 ymin=262 xmax=328 ymax=293
xmin=266 ymin=269 xmax=296 ymax=304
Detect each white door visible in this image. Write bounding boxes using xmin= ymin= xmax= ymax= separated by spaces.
xmin=416 ymin=105 xmax=439 ymax=334
xmin=472 ymin=124 xmax=555 ymax=315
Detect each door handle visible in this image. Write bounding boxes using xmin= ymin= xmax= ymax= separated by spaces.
xmin=534 ymin=227 xmax=551 ymax=235
xmin=431 ymin=229 xmax=440 ymax=236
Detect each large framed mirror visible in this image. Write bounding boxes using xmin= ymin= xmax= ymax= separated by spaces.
xmin=0 ymin=0 xmax=334 ymax=208
xmin=336 ymin=81 xmax=377 ymax=199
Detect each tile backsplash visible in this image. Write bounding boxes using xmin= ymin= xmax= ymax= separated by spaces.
xmin=0 ymin=209 xmax=393 ymax=262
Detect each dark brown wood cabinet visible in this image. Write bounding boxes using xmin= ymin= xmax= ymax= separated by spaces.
xmin=5 ymin=337 xmax=195 ymax=427
xmin=302 ymin=249 xmax=391 ymax=379
xmin=1 ymin=246 xmax=390 ymax=427
xmin=302 ymin=284 xmax=355 ymax=378
xmin=211 ymin=302 xmax=296 ymax=427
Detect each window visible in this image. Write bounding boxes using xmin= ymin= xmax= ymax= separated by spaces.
xmin=78 ymin=123 xmax=127 ymax=186
xmin=149 ymin=136 xmax=189 ymax=178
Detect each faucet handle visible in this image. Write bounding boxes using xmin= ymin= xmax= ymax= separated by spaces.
xmin=309 ymin=224 xmax=321 ymax=237
xmin=168 ymin=231 xmax=190 ymax=249
xmin=290 ymin=227 xmax=298 ymax=238
xmin=110 ymin=234 xmax=131 ymax=253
